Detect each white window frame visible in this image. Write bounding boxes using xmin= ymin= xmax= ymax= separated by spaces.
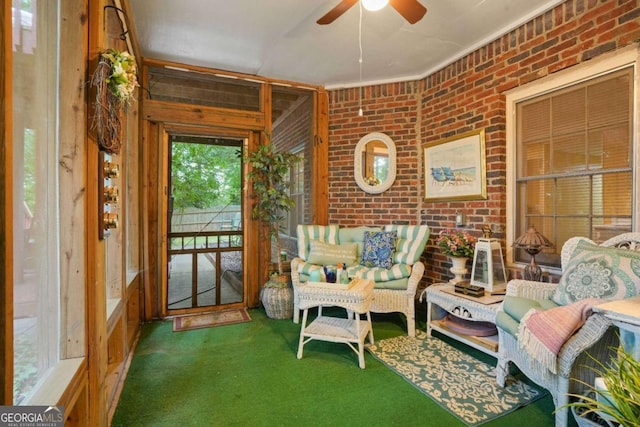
xmin=284 ymin=144 xmax=305 ymax=238
xmin=505 ymin=45 xmax=640 ymax=274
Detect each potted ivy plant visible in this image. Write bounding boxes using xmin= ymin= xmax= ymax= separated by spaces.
xmin=564 ymin=345 xmax=640 ymax=426
xmin=246 ymin=133 xmax=301 ymax=318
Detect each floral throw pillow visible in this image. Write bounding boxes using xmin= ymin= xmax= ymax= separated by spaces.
xmin=551 ymin=240 xmax=640 ymax=305
xmin=360 ymin=231 xmax=397 ymax=269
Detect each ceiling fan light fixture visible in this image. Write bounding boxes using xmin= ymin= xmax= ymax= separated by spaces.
xmin=362 ymin=0 xmax=389 ymax=12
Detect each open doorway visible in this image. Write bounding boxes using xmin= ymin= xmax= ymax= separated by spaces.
xmin=166 ymin=134 xmax=244 ymax=315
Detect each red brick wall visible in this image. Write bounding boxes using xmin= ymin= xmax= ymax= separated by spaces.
xmin=327 ymin=0 xmax=640 ymax=286
xmin=329 ymin=82 xmax=422 ymax=225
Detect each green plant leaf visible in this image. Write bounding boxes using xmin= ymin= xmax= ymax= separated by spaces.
xmin=561 ymin=345 xmax=640 ymax=426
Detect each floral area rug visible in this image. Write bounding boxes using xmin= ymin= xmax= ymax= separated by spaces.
xmin=367 ymin=332 xmax=545 ymax=426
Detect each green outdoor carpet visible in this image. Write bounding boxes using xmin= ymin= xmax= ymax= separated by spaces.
xmin=112 ymin=308 xmax=559 ymax=426
xmin=367 ymin=332 xmax=545 ymax=426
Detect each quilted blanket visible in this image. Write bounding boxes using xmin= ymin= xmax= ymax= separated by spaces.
xmin=518 ymin=298 xmax=603 ymax=374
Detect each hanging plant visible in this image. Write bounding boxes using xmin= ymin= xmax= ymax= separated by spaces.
xmin=91 ymin=48 xmax=139 ymax=154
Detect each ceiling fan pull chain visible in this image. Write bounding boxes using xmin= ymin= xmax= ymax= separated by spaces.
xmin=358 ymin=1 xmax=364 ymax=117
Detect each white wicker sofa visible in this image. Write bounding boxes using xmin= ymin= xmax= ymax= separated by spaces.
xmin=495 ymin=232 xmax=640 ymax=427
xmin=291 ymin=224 xmax=429 ymax=337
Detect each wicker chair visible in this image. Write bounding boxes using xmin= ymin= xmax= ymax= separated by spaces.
xmin=290 ymin=224 xmax=429 ymax=337
xmin=495 ymin=232 xmax=640 ymax=427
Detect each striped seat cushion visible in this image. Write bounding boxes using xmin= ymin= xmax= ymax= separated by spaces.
xmin=384 ymin=224 xmax=429 ymax=265
xmin=347 ymin=263 xmax=412 ymax=282
xmin=297 ymin=261 xmax=412 ymax=283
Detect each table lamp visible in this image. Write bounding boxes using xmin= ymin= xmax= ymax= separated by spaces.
xmin=512 ymin=226 xmax=554 ymax=281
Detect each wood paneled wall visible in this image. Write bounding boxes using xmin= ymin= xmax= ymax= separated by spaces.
xmin=3 ymin=0 xmax=144 ymax=425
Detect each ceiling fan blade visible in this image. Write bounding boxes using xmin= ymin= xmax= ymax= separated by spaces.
xmin=389 ymin=0 xmax=427 ymax=24
xmin=317 ymin=0 xmax=359 ymax=25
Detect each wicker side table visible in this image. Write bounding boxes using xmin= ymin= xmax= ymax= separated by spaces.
xmin=423 ymin=283 xmax=503 ymax=357
xmin=296 ymin=279 xmax=374 ymax=369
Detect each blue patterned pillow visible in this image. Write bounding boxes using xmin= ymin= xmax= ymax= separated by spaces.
xmin=551 ymin=240 xmax=640 ymax=305
xmin=361 ymin=231 xmax=397 ymax=269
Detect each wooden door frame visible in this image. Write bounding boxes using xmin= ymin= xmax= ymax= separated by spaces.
xmin=159 ymin=125 xmax=253 ymax=318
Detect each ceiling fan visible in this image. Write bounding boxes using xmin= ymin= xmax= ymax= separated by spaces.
xmin=317 ymin=0 xmax=427 ymax=25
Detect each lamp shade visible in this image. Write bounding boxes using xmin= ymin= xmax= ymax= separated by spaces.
xmin=513 ymin=226 xmax=553 ymax=252
xmin=512 ymin=226 xmax=554 ymax=281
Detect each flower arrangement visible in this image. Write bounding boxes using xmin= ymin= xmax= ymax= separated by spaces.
xmin=101 ymin=48 xmax=138 ymax=104
xmin=364 ymin=175 xmax=380 ymax=186
xmin=437 ymin=229 xmax=477 ymax=258
xmin=91 ymin=48 xmax=139 ymax=154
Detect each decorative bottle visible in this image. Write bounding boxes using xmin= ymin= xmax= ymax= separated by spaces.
xmin=340 ymin=262 xmax=350 ymax=284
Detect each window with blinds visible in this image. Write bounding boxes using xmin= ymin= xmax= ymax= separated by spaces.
xmin=515 ymin=67 xmax=633 ymax=268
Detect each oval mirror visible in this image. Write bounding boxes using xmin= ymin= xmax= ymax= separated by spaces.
xmin=354 ymin=132 xmax=396 ymax=194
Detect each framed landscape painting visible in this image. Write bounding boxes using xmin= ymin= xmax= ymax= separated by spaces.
xmin=423 ymin=129 xmax=487 ymax=202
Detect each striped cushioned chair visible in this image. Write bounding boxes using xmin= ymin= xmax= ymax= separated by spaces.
xmin=291 ymin=224 xmax=429 ymax=336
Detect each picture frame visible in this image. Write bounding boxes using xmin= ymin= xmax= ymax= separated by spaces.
xmin=423 ymin=129 xmax=487 ymax=202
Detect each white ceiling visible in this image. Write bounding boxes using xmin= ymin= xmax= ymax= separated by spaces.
xmin=128 ymin=0 xmax=564 ymax=89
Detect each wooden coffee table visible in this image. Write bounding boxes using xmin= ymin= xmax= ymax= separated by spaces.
xmin=296 ymin=278 xmax=374 ymax=369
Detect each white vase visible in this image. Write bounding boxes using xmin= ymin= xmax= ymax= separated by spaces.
xmin=449 ymin=256 xmax=468 ymax=283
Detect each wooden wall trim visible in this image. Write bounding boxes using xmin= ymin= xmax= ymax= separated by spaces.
xmin=158 ymin=126 xmax=169 ymax=318
xmin=245 ymin=130 xmax=262 ymax=307
xmin=313 ymin=90 xmax=329 ymax=225
xmin=87 ymin=0 xmax=108 ymax=425
xmin=255 ymin=83 xmax=273 ymax=299
xmin=60 ymin=358 xmax=89 ymax=426
xmin=163 ymin=124 xmax=250 ymax=138
xmin=143 ymin=100 xmax=266 ymax=131
xmin=60 ymin=0 xmax=89 ymax=360
xmin=143 ymin=57 xmax=325 ymax=93
xmin=142 ymin=122 xmax=160 ymax=320
xmin=1 ymin=0 xmax=14 ymax=404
